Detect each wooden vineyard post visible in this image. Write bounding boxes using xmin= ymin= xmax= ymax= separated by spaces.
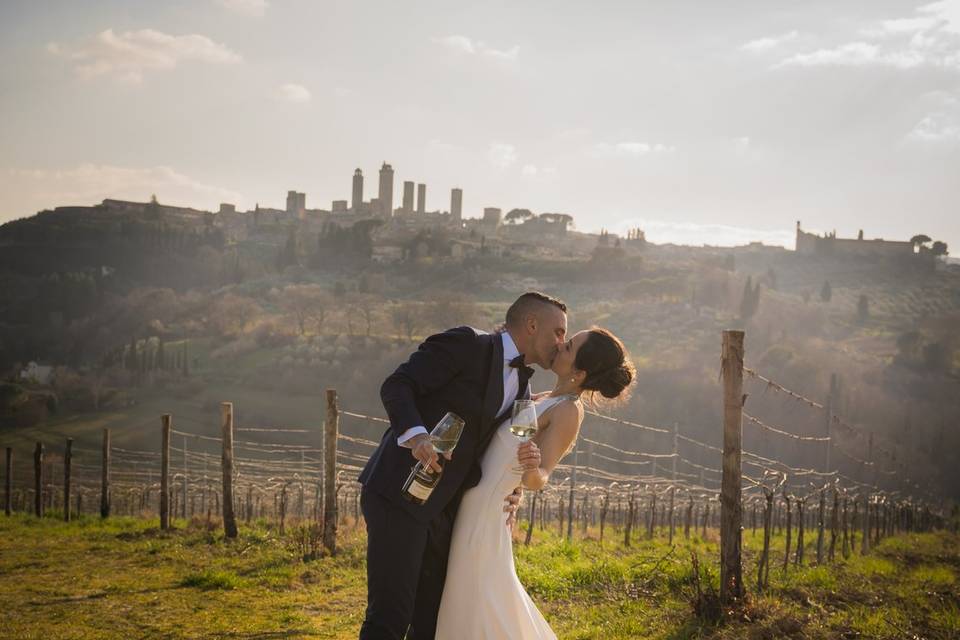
xmin=795 ymin=498 xmax=805 ymax=567
xmin=668 ymin=486 xmax=676 ymax=544
xmin=100 ymin=428 xmax=111 ymax=518
xmin=33 ymin=442 xmax=43 ymax=517
xmin=671 ymin=422 xmax=679 ymax=483
xmin=323 ymin=389 xmax=339 ymax=555
xmin=599 ymin=488 xmax=609 ymax=543
xmin=63 ymin=438 xmax=73 ymax=522
xmin=824 ymin=374 xmax=836 ymax=474
xmin=566 ymin=448 xmax=577 ymax=542
xmin=860 ymin=494 xmax=870 ymax=555
xmin=720 ymin=330 xmax=745 ymax=604
xmin=524 ymin=491 xmax=538 ymax=546
xmin=160 ymin=414 xmax=171 ymax=530
xmin=221 ymin=402 xmax=238 ymax=538
xmin=182 ymin=435 xmax=188 ymax=519
xmin=816 ymin=488 xmax=825 ymax=564
xmin=647 ymin=488 xmax=656 ymax=539
xmin=758 ymin=489 xmax=773 ymax=592
xmin=783 ymin=493 xmax=793 ymax=572
xmin=4 ymin=447 xmax=11 ymax=516
xmin=829 ymin=488 xmax=839 ymax=562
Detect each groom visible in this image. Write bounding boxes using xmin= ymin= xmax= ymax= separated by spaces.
xmin=358 ymin=292 xmax=568 ymax=640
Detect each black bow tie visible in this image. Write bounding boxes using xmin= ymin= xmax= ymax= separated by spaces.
xmin=509 ymin=354 xmax=535 ymax=381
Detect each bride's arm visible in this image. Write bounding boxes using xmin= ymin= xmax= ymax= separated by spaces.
xmin=520 ymin=401 xmax=583 ymax=491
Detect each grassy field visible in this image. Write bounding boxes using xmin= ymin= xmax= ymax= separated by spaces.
xmin=2 ymin=512 xmax=958 ymax=639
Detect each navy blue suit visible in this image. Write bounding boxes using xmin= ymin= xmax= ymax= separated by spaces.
xmin=358 ymin=326 xmax=531 ymax=640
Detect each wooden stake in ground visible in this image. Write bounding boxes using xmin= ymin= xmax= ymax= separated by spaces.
xmin=4 ymin=447 xmax=11 ymax=516
xmin=160 ymin=415 xmax=171 ymax=530
xmin=221 ymin=402 xmax=238 ymax=538
xmin=323 ymin=389 xmax=339 ymax=555
xmin=63 ymin=438 xmax=73 ymax=522
xmin=720 ymin=329 xmax=745 ymax=604
xmin=757 ymin=489 xmax=774 ymax=592
xmin=100 ymin=428 xmax=111 ymax=518
xmin=33 ymin=442 xmax=43 ymax=517
xmin=816 ymin=488 xmax=825 ymax=564
xmin=783 ymin=492 xmax=793 ymax=572
xmin=860 ymin=493 xmax=871 ymax=555
xmin=524 ymin=490 xmax=538 ymax=546
xmin=567 ymin=448 xmax=577 ymax=542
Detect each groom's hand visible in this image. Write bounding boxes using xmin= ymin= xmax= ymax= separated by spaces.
xmin=503 ymin=487 xmax=523 ymax=529
xmin=409 ymin=434 xmax=444 ymax=473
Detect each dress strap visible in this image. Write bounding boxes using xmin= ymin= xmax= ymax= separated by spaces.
xmin=535 ymin=393 xmax=580 ymax=417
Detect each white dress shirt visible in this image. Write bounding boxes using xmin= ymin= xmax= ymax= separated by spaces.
xmin=397 ymin=331 xmax=523 ymax=446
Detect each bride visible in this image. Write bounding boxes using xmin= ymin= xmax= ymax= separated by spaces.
xmin=435 ymin=327 xmax=635 ymax=639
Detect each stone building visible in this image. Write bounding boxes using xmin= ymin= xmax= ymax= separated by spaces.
xmin=352 ymin=169 xmax=363 ymax=212
xmin=795 ymin=221 xmax=917 ymax=258
xmin=450 ymin=187 xmax=462 ymax=223
xmin=378 ymin=162 xmax=394 ymax=217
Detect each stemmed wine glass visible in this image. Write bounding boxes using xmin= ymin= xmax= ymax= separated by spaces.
xmin=429 ymin=412 xmax=465 ymax=458
xmin=510 ymin=399 xmax=538 ymax=472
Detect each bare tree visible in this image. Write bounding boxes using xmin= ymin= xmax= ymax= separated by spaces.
xmin=278 ymin=284 xmax=331 ymax=336
xmin=351 ymin=293 xmax=380 ymax=337
xmin=209 ymin=293 xmax=261 ymax=337
xmin=391 ymin=302 xmax=422 ymax=341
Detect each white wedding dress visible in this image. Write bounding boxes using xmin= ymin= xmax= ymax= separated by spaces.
xmin=435 ymin=395 xmax=575 ymax=640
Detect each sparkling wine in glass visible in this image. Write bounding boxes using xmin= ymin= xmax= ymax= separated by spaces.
xmin=510 ymin=399 xmax=538 ymax=472
xmin=429 ymin=413 xmax=464 ymax=455
xmin=510 ymin=399 xmax=538 ymax=440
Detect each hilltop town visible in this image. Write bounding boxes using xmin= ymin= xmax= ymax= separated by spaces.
xmin=1 ymin=160 xmax=951 ymax=280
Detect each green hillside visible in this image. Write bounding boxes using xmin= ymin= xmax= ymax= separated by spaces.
xmin=2 ymin=513 xmax=958 ymax=639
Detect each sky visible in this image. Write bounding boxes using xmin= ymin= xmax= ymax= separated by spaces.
xmin=0 ymin=0 xmax=958 ymax=249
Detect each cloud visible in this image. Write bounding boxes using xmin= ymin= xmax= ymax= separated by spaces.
xmin=592 ymin=142 xmax=676 ymax=157
xmin=741 ymin=30 xmax=800 ymax=52
xmin=776 ymin=1 xmax=960 ymax=70
xmin=778 ymin=42 xmax=884 ymax=68
xmin=277 ymin=83 xmax=311 ymax=103
xmin=432 ymin=35 xmax=519 ymax=62
xmin=488 ymin=143 xmax=518 ymax=169
xmin=333 ymin=87 xmax=352 ymax=98
xmin=216 ymin=0 xmax=269 ymax=17
xmin=907 ymin=112 xmax=960 ymax=141
xmin=48 ymin=28 xmax=241 ymax=83
xmin=0 ymin=164 xmax=243 ymax=217
xmin=613 ymin=217 xmax=795 ymax=248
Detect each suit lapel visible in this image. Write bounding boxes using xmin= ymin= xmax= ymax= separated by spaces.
xmin=480 ymin=332 xmax=504 ymax=433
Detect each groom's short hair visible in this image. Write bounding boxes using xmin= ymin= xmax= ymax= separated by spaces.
xmin=505 ymin=292 xmax=567 ymax=327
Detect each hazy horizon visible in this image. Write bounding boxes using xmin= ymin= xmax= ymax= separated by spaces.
xmin=1 ymin=0 xmax=958 ymax=249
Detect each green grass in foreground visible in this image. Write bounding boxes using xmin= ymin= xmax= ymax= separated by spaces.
xmin=1 ymin=513 xmax=958 ymax=639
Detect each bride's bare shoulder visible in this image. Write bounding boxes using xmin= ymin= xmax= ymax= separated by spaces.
xmin=549 ymin=398 xmax=583 ymax=430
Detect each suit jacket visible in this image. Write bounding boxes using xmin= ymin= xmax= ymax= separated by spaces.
xmin=359 ymin=326 xmax=531 ymax=524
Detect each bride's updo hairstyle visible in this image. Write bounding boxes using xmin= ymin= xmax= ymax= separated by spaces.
xmin=574 ymin=327 xmax=635 ymax=402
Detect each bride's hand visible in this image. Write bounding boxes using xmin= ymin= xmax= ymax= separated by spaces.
xmin=517 ymin=440 xmax=541 ymax=471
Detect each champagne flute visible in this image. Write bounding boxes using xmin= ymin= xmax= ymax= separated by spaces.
xmin=429 ymin=412 xmax=465 ymax=457
xmin=510 ymin=399 xmax=538 ymax=472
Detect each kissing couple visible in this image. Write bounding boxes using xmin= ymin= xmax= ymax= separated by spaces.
xmin=358 ymin=292 xmax=635 ymax=639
